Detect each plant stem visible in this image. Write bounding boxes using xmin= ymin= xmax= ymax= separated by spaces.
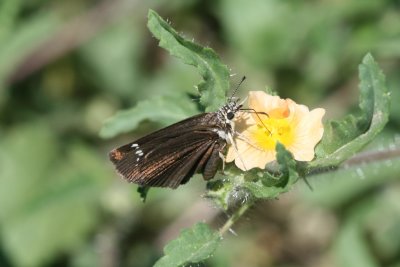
xmin=219 ymin=201 xmax=253 ymax=235
xmin=307 ymin=147 xmax=400 ymax=176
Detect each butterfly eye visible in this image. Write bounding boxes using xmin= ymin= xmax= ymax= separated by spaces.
xmin=227 ymin=111 xmax=235 ymax=120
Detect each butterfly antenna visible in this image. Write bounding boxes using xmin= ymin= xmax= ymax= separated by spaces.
xmin=230 ymin=76 xmax=246 ymax=102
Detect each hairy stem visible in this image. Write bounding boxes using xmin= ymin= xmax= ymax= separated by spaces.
xmin=219 ymin=201 xmax=253 ymax=235
xmin=308 ymin=147 xmax=400 ymax=176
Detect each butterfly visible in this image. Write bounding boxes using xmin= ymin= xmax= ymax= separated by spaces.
xmin=109 ymin=98 xmax=243 ymax=189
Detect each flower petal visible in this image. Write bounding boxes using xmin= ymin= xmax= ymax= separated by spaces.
xmin=228 ymin=91 xmax=325 ymax=170
xmin=228 ymin=139 xmax=275 ymax=170
xmin=288 ymin=107 xmax=325 ymax=161
xmin=248 ymin=91 xmax=288 ymax=121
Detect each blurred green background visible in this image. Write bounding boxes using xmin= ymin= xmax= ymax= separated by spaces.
xmin=0 ymin=0 xmax=399 ymax=267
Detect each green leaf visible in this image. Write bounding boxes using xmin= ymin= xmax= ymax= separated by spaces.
xmin=335 ymin=218 xmax=378 ymax=267
xmin=100 ymin=94 xmax=197 ymax=138
xmin=147 ymin=9 xmax=230 ymax=112
xmin=0 ymin=11 xmax=61 ymax=107
xmin=79 ymin=20 xmax=144 ymax=98
xmin=206 ymin=144 xmax=300 ymax=210
xmin=334 ymin=198 xmax=379 ymax=267
xmin=242 ymin=143 xmax=299 ymax=199
xmin=154 ymin=222 xmax=221 ymax=267
xmin=365 ymin=187 xmax=400 ymax=261
xmin=0 ymin=124 xmax=57 ymax=219
xmin=0 ymin=12 xmax=60 ymax=84
xmin=0 ymin=124 xmax=110 ymax=267
xmin=311 ymin=53 xmax=390 ymax=168
xmin=0 ymin=0 xmax=22 ymax=39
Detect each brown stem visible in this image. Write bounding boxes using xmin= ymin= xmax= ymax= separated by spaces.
xmin=344 ymin=147 xmax=400 ymax=166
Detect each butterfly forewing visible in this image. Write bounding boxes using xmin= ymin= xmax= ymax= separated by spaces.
xmin=145 ymin=137 xmax=219 ymax=188
xmin=109 ymin=113 xmax=224 ymax=188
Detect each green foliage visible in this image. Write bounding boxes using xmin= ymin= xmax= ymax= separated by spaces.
xmin=0 ymin=3 xmax=59 ymax=72
xmin=100 ymin=94 xmax=197 ymax=138
xmin=100 ymin=9 xmax=232 ymax=138
xmin=0 ymin=5 xmax=61 ymax=107
xmin=206 ymin=144 xmax=299 ymax=211
xmin=331 ymin=187 xmax=400 ymax=267
xmin=334 ymin=185 xmax=400 ymax=267
xmin=301 ymin=152 xmax=400 ymax=267
xmin=365 ymin=187 xmax=400 ymax=262
xmin=242 ymin=143 xmax=299 ymax=199
xmin=78 ymin=20 xmax=144 ymax=98
xmin=154 ymin=223 xmax=221 ymax=267
xmin=206 ymin=143 xmax=299 ymax=208
xmin=303 ymin=156 xmax=400 ymax=208
xmin=0 ymin=2 xmax=399 ymax=267
xmin=311 ymin=54 xmax=390 ymax=168
xmin=335 ymin=212 xmax=379 ymax=267
xmin=217 ymin=0 xmax=391 ymax=102
xmin=147 ymin=9 xmax=230 ymax=112
xmin=103 ymin=10 xmax=391 ymax=266
xmin=0 ymin=124 xmax=110 ymax=267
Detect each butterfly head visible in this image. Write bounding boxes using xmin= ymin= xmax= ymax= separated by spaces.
xmin=219 ymin=98 xmax=242 ymax=124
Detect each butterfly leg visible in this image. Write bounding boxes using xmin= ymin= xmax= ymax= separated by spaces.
xmin=227 ymin=132 xmax=248 ymax=171
xmin=219 ymin=150 xmax=226 ymax=174
xmin=234 ymin=131 xmax=263 ymax=151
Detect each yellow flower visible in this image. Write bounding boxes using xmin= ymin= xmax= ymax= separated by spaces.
xmin=226 ymin=91 xmax=325 ymax=170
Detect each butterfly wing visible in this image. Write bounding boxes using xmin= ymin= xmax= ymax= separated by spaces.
xmin=109 ymin=113 xmax=224 ymax=188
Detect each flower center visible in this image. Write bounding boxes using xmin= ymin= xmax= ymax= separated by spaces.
xmin=250 ymin=116 xmax=294 ymax=151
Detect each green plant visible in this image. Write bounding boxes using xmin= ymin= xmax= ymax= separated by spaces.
xmin=101 ymin=9 xmax=391 ymax=267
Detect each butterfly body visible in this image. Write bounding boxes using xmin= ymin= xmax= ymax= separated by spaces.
xmin=109 ymin=100 xmax=241 ymax=188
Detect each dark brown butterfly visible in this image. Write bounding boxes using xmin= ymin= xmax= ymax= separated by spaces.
xmin=109 ymin=98 xmax=243 ymax=189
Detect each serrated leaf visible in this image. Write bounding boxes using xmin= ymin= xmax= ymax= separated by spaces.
xmin=147 ymin=9 xmax=230 ymax=112
xmin=100 ymin=94 xmax=197 ymax=138
xmin=154 ymin=223 xmax=221 ymax=267
xmin=242 ymin=143 xmax=299 ymax=199
xmin=311 ymin=53 xmax=390 ymax=168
